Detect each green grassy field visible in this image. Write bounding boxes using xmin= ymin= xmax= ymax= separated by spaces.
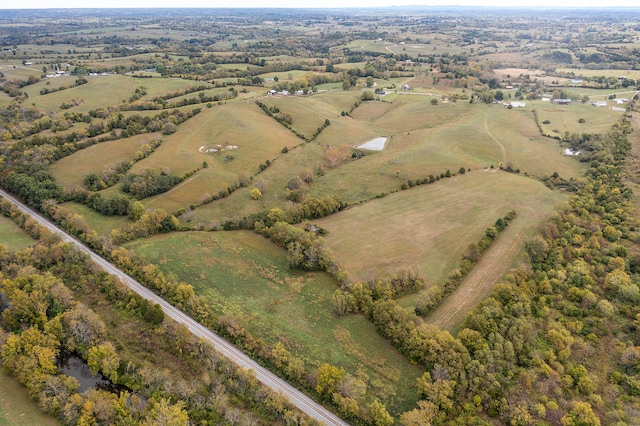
xmin=136 ymin=102 xmax=301 ymax=212
xmin=314 ymin=170 xmax=566 ymax=284
xmin=265 ymin=91 xmax=359 ymax=136
xmin=556 ymin=68 xmax=640 ymax=80
xmin=60 ymin=202 xmax=131 ymax=235
xmin=29 ymin=75 xmax=199 ymax=114
xmin=50 ymin=133 xmax=162 ymax=190
xmin=125 ymin=230 xmax=424 ymax=414
xmin=0 ymin=215 xmax=35 ymax=252
xmin=536 ymin=100 xmax=627 ymax=137
xmin=161 ymin=92 xmax=584 ymax=224
xmin=0 ymin=368 xmax=59 ymax=426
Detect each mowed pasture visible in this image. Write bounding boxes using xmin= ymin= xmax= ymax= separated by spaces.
xmin=0 ymin=368 xmax=59 ymax=426
xmin=537 ymin=101 xmax=627 ymax=137
xmin=29 ymin=75 xmax=199 ymax=114
xmin=314 ymin=170 xmax=566 ymax=284
xmin=50 ymin=133 xmax=162 ymax=190
xmin=137 ymin=102 xmax=302 ymax=212
xmin=177 ymin=93 xmax=585 ymax=225
xmin=307 ymin=97 xmax=584 ymax=204
xmin=265 ymin=91 xmax=360 ymax=136
xmin=0 ymin=214 xmax=35 ymax=252
xmin=125 ymin=230 xmax=424 ymax=414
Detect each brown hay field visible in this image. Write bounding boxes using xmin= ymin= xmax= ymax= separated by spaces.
xmin=50 ymin=133 xmax=161 ymax=190
xmin=314 ymin=170 xmax=565 ymax=284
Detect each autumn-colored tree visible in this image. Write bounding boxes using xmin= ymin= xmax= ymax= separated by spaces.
xmin=315 ymin=363 xmax=345 ymax=399
xmin=323 ymin=144 xmax=351 ymax=168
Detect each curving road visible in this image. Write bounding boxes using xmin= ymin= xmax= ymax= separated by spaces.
xmin=0 ymin=188 xmax=349 ymax=426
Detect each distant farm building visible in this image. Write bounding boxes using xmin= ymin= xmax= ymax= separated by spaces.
xmin=509 ymin=101 xmax=526 ymax=108
xmin=592 ymin=101 xmax=607 ymax=107
xmin=553 ymin=99 xmax=571 ymax=105
xmin=565 ymin=148 xmax=581 ymax=156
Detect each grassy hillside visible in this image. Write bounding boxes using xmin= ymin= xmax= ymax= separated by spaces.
xmin=125 ymin=230 xmax=424 ymax=414
xmin=315 ymin=170 xmax=565 ymax=284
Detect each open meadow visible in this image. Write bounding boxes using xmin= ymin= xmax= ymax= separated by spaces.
xmin=315 ymin=170 xmax=565 ymax=284
xmin=125 ymin=230 xmax=424 ymax=415
xmin=0 ymin=368 xmax=59 ymax=426
xmin=0 ymin=214 xmax=35 ymax=252
xmin=50 ymin=133 xmax=162 ymax=190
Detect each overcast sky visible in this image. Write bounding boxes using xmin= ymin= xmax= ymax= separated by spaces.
xmin=1 ymin=0 xmax=639 ymax=10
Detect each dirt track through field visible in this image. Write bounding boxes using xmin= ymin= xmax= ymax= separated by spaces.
xmin=484 ymin=115 xmax=508 ymax=165
xmin=425 ymin=217 xmax=524 ymax=332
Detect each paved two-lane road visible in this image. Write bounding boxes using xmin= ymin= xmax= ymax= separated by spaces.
xmin=0 ymin=189 xmax=349 ymax=426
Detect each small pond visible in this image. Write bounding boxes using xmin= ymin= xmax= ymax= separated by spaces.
xmin=358 ymin=136 xmax=388 ymax=151
xmin=58 ymin=351 xmax=124 ymax=394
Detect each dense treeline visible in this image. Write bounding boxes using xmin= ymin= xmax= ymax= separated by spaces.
xmin=2 ymin=171 xmax=62 ymax=209
xmin=121 ymin=168 xmax=185 ymax=199
xmin=222 ymin=195 xmax=344 ymax=230
xmin=393 ymin=114 xmax=640 ymax=424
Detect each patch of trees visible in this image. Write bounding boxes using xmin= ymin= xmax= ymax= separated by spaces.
xmin=121 ymin=168 xmax=185 ymax=199
xmin=223 ymin=195 xmax=344 ymax=230
xmin=121 ymin=88 xmax=236 ymax=111
xmin=2 ymin=108 xmax=200 ymax=171
xmin=401 ymin=168 xmax=456 ymax=190
xmin=323 ymin=143 xmax=351 ymax=169
xmin=333 ymin=270 xmax=425 ymax=315
xmin=1 ymin=171 xmax=62 ymax=208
